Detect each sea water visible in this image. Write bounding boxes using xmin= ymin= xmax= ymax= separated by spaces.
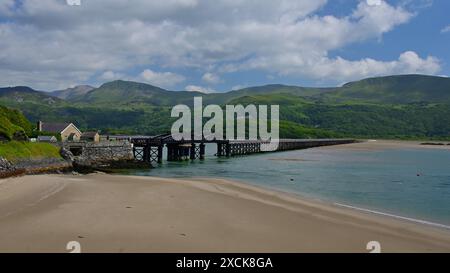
xmin=130 ymin=144 xmax=450 ymax=226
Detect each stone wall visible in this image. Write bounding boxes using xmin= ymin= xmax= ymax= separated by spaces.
xmin=0 ymin=141 xmax=139 ymax=178
xmin=63 ymin=141 xmax=136 ymax=169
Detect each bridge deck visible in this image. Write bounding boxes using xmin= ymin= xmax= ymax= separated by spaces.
xmin=103 ymin=134 xmax=357 ymax=164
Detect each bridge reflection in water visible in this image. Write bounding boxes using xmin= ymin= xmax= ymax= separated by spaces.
xmin=106 ymin=134 xmax=356 ymax=164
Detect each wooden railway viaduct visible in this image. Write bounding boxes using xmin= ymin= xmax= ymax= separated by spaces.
xmin=106 ymin=134 xmax=356 ymax=164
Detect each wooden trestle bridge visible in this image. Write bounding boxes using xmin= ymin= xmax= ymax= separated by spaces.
xmin=108 ymin=134 xmax=356 ymax=164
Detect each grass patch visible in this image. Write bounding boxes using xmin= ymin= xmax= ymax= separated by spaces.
xmin=0 ymin=141 xmax=61 ymax=162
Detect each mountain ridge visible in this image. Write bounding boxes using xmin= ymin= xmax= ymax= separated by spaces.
xmin=2 ymin=74 xmax=450 ymax=105
xmin=1 ymin=74 xmax=449 ymax=139
xmin=326 ymin=74 xmax=450 ymax=104
xmin=50 ymin=85 xmax=95 ymax=101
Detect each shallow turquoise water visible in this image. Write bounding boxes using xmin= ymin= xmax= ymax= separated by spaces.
xmin=130 ymin=144 xmax=450 ymax=226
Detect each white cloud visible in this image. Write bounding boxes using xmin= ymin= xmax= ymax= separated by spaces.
xmin=366 ymin=0 xmax=382 ymax=6
xmin=441 ymin=25 xmax=450 ymax=33
xmin=98 ymin=69 xmax=184 ymax=89
xmin=240 ymin=51 xmax=440 ymax=82
xmin=99 ymin=71 xmax=125 ymax=81
xmin=185 ymin=85 xmax=216 ymax=93
xmin=0 ymin=0 xmax=442 ymax=90
xmin=201 ymin=72 xmax=221 ymax=84
xmin=138 ymin=69 xmax=185 ymax=88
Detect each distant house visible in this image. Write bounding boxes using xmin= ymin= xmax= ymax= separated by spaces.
xmin=37 ymin=135 xmax=57 ymax=143
xmin=80 ymin=131 xmax=100 ymax=142
xmin=37 ymin=121 xmax=82 ymax=142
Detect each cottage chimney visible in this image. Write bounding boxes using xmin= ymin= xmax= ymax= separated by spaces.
xmin=37 ymin=121 xmax=43 ymax=131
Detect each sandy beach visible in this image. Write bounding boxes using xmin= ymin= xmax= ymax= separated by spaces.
xmin=267 ymin=140 xmax=450 ymax=162
xmin=0 ymin=172 xmax=449 ymax=253
xmin=322 ymin=139 xmax=450 ymax=151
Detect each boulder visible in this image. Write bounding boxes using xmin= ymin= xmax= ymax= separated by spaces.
xmin=60 ymin=147 xmax=75 ymax=162
xmin=0 ymin=156 xmax=22 ymax=178
xmin=0 ymin=157 xmax=14 ymax=172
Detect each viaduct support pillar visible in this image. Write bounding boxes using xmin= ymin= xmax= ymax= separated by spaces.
xmin=157 ymin=145 xmax=163 ymax=163
xmin=226 ymin=143 xmax=231 ymax=157
xmin=199 ymin=143 xmax=205 ymax=160
xmin=167 ymin=145 xmax=174 ymax=161
xmin=190 ymin=144 xmax=196 ymax=160
xmin=143 ymin=146 xmax=151 ymax=163
xmin=217 ymin=143 xmax=223 ymax=157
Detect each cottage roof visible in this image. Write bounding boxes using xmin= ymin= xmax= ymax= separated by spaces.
xmin=40 ymin=122 xmax=81 ymax=135
xmin=37 ymin=135 xmax=56 ymax=141
xmin=41 ymin=122 xmax=71 ymax=133
xmin=81 ymin=131 xmax=99 ymax=138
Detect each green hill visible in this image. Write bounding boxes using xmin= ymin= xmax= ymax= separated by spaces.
xmin=74 ymin=80 xmax=202 ymax=107
xmin=72 ymin=75 xmax=450 ymax=106
xmin=203 ymin=84 xmax=334 ymax=105
xmin=50 ymin=85 xmax=95 ymax=101
xmin=0 ymin=86 xmax=64 ymax=106
xmin=229 ymin=93 xmax=450 ymax=139
xmin=0 ymin=141 xmax=61 ymax=162
xmin=0 ymin=105 xmax=62 ymax=163
xmin=321 ymin=74 xmax=450 ymax=104
xmin=3 ymin=75 xmax=450 ymax=107
xmin=61 ymin=81 xmax=332 ymax=106
xmin=0 ymin=74 xmax=449 ymax=139
xmin=0 ymin=105 xmax=32 ymax=140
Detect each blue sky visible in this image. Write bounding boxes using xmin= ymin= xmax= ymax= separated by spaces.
xmin=0 ymin=0 xmax=448 ymax=92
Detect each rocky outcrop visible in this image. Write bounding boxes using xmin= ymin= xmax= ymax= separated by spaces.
xmin=60 ymin=147 xmax=75 ymax=162
xmin=14 ymin=157 xmax=72 ymax=175
xmin=0 ymin=157 xmax=24 ymax=178
xmin=0 ymin=157 xmax=14 ymax=171
xmin=1 ymin=154 xmax=73 ymax=179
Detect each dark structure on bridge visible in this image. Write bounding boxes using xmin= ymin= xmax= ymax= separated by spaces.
xmin=108 ymin=134 xmax=356 ymax=165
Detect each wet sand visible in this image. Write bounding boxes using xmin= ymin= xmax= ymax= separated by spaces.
xmin=268 ymin=140 xmax=450 ymax=162
xmin=0 ymin=173 xmax=449 ymax=253
xmin=321 ymin=139 xmax=450 ymax=151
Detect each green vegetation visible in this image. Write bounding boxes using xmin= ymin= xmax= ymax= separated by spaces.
xmin=50 ymin=85 xmax=95 ymax=100
xmin=1 ymin=74 xmax=449 ymax=140
xmin=228 ymin=93 xmax=450 ymax=140
xmin=0 ymin=116 xmax=24 ymax=140
xmin=0 ymin=105 xmax=61 ymax=162
xmin=0 ymin=105 xmax=32 ymax=140
xmin=71 ymin=80 xmax=201 ymax=107
xmin=0 ymin=141 xmax=61 ymax=162
xmin=320 ymin=74 xmax=450 ymax=104
xmin=279 ymin=121 xmax=341 ymax=139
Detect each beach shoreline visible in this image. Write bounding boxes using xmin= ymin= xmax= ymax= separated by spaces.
xmin=320 ymin=139 xmax=450 ymax=151
xmin=0 ymin=172 xmax=449 ymax=253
